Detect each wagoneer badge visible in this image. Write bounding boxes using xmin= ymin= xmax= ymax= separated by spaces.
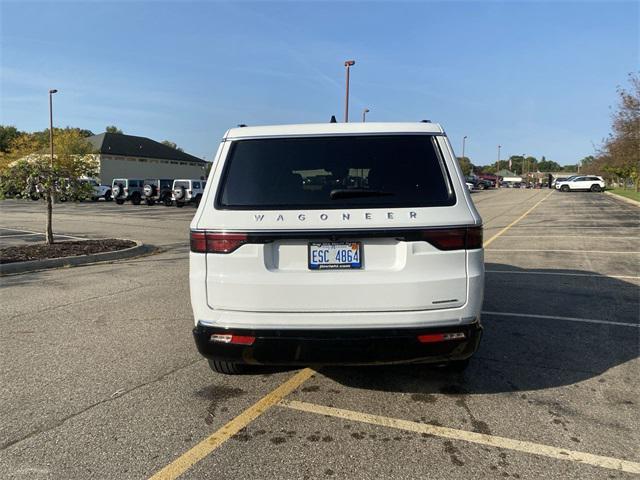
xmin=253 ymin=211 xmax=419 ymax=222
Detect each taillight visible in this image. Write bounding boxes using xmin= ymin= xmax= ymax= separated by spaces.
xmin=190 ymin=231 xmax=248 ymax=254
xmin=210 ymin=334 xmax=255 ymax=345
xmin=417 ymin=332 xmax=466 ymax=343
xmin=465 ymin=226 xmax=483 ymax=249
xmin=421 ymin=226 xmax=482 ymax=250
xmin=190 ymin=232 xmax=207 ymax=253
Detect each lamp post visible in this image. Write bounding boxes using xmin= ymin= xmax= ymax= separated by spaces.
xmin=462 ymin=136 xmax=468 ymax=160
xmin=344 ymin=60 xmax=355 ymax=122
xmin=49 ymin=89 xmax=57 ymax=167
xmin=362 ymin=108 xmax=369 ymax=122
xmin=47 ymin=89 xmax=58 ymax=244
xmin=497 ymin=145 xmax=501 ymax=187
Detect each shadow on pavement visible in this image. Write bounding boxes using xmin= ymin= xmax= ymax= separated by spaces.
xmin=321 ymin=263 xmax=639 ymax=395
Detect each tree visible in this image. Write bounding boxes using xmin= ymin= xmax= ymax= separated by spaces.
xmin=0 ymin=125 xmax=21 ymax=153
xmin=0 ymin=129 xmax=97 ymax=244
xmin=456 ymin=156 xmax=474 ymax=176
xmin=603 ymin=73 xmax=639 ymax=190
xmin=161 ymin=140 xmax=183 ymax=152
xmin=105 ymin=125 xmax=123 ymax=134
xmin=538 ymin=159 xmax=562 ymax=172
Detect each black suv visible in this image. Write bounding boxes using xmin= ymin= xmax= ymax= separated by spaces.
xmin=142 ymin=179 xmax=173 ymax=206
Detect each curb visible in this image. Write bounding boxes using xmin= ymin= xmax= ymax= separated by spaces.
xmin=0 ymin=240 xmax=153 ymax=276
xmin=604 ymin=191 xmax=640 ymax=207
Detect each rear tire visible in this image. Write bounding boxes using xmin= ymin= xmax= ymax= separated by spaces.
xmin=131 ymin=193 xmax=141 ymax=205
xmin=208 ymin=359 xmax=245 ymax=375
xmin=104 ymin=191 xmax=112 ymax=202
xmin=195 ymin=194 xmax=202 ymax=207
xmin=176 ymin=202 xmax=184 ymax=208
xmin=442 ymin=358 xmax=471 ymax=373
xmin=590 ymin=184 xmax=602 ymax=192
xmin=146 ymin=199 xmax=155 ymax=206
xmin=115 ymin=199 xmax=125 ymax=205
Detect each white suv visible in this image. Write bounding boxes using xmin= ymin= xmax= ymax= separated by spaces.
xmin=556 ymin=175 xmax=605 ymax=192
xmin=172 ymin=179 xmax=206 ymax=207
xmin=190 ymin=122 xmax=484 ymax=374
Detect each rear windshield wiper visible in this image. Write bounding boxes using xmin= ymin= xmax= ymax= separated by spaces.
xmin=329 ymin=189 xmax=394 ymax=200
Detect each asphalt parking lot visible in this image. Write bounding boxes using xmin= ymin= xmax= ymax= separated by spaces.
xmin=0 ymin=189 xmax=638 ymax=479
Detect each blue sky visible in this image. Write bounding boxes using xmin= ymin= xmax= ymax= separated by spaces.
xmin=1 ymin=1 xmax=638 ymax=165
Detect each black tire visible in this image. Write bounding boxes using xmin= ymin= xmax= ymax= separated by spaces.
xmin=116 ymin=199 xmax=125 ymax=205
xmin=131 ymin=193 xmax=141 ymax=205
xmin=163 ymin=198 xmax=173 ymax=207
xmin=146 ymin=199 xmax=155 ymax=206
xmin=442 ymin=358 xmax=471 ymax=373
xmin=208 ymin=359 xmax=245 ymax=375
xmin=590 ymin=184 xmax=602 ymax=192
xmin=176 ymin=202 xmax=184 ymax=208
xmin=91 ymin=196 xmax=99 ymax=202
xmin=195 ymin=194 xmax=202 ymax=207
xmin=104 ymin=190 xmax=112 ymax=202
xmin=561 ymin=185 xmax=569 ymax=192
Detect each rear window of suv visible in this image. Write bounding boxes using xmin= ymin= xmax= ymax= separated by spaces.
xmin=216 ymin=135 xmax=455 ymax=210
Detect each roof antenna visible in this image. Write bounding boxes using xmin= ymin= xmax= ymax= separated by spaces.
xmin=330 ymin=115 xmax=337 ymax=123
xmin=420 ymin=119 xmax=431 ymax=123
xmin=237 ymin=124 xmax=247 ymax=127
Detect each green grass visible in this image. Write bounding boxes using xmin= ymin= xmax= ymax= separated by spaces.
xmin=609 ymin=188 xmax=640 ymax=203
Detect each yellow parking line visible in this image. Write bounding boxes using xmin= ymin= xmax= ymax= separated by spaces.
xmin=279 ymin=400 xmax=640 ymax=474
xmin=483 ymin=191 xmax=553 ymax=248
xmin=148 ymin=368 xmax=315 ymax=480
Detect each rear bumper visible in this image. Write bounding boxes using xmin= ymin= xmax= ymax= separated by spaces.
xmin=193 ymin=321 xmax=482 ymax=366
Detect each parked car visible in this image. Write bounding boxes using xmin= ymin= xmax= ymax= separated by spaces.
xmin=142 ymin=178 xmax=174 ymax=206
xmin=81 ymin=178 xmax=112 ymax=201
xmin=552 ymin=175 xmax=578 ymax=187
xmin=111 ymin=178 xmax=144 ymax=205
xmin=190 ymin=122 xmax=484 ymax=374
xmin=172 ymin=179 xmax=206 ymax=207
xmin=466 ymin=182 xmax=475 ymax=191
xmin=556 ymin=175 xmax=605 ymax=192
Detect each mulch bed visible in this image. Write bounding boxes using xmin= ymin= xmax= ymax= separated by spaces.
xmin=0 ymin=239 xmax=136 ymax=265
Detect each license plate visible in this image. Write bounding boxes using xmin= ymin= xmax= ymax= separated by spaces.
xmin=308 ymin=242 xmax=362 ymax=270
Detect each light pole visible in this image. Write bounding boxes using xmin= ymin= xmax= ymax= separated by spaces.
xmin=362 ymin=108 xmax=369 ymax=122
xmin=344 ymin=60 xmax=355 ymax=122
xmin=497 ymin=145 xmax=501 ymax=187
xmin=47 ymin=89 xmax=58 ymax=244
xmin=462 ymin=136 xmax=468 ymax=160
xmin=49 ymin=89 xmax=57 ymax=167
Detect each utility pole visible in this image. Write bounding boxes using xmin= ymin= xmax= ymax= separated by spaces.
xmin=47 ymin=88 xmax=58 ymax=245
xmin=344 ymin=60 xmax=355 ymax=122
xmin=462 ymin=136 xmax=467 ymax=160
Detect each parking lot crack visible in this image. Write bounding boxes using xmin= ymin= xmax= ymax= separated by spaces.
xmin=0 ymin=357 xmax=204 ymax=452
xmin=4 ymin=283 xmax=148 ymax=323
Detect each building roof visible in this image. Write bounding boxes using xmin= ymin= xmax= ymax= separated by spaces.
xmin=224 ymin=122 xmax=444 ymax=140
xmin=87 ymin=132 xmax=206 ymax=164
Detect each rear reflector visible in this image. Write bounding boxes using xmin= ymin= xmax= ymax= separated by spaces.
xmin=421 ymin=226 xmax=482 ymax=250
xmin=417 ymin=332 xmax=466 ymax=343
xmin=210 ymin=334 xmax=255 ymax=345
xmin=190 ymin=231 xmax=248 ymax=254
